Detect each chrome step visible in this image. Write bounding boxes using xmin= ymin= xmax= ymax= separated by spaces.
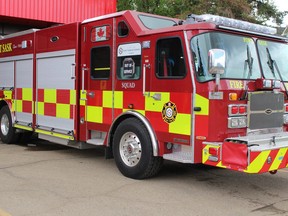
xmin=163 ymin=145 xmax=194 ymax=163
xmin=86 ymin=138 xmax=104 ymax=145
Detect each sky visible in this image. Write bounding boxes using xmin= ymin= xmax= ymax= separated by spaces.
xmin=272 ymin=0 xmax=288 ymax=26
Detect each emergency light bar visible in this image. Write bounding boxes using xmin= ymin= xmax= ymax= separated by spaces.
xmin=185 ymin=14 xmax=277 ymax=35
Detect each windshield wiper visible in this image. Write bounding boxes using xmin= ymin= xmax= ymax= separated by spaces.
xmin=266 ymin=47 xmax=288 ymax=98
xmin=196 ymin=39 xmax=204 ymax=76
xmin=266 ymin=47 xmax=276 ymax=79
xmin=240 ymin=45 xmax=253 ymax=100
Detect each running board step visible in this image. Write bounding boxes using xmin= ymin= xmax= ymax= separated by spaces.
xmin=163 ymin=152 xmax=193 ymax=163
xmin=86 ymin=138 xmax=104 ymax=146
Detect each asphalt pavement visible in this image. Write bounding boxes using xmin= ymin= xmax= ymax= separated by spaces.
xmin=0 ymin=141 xmax=288 ymax=216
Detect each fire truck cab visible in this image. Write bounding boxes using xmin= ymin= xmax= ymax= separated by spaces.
xmin=0 ymin=11 xmax=288 ymax=179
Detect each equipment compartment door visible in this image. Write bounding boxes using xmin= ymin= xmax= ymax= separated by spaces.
xmin=15 ymin=56 xmax=34 ymax=127
xmin=36 ymin=50 xmax=76 ymax=134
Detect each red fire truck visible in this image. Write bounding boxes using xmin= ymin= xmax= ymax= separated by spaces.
xmin=1 ymin=11 xmax=288 ymax=179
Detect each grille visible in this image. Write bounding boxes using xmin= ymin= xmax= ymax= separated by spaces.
xmin=248 ymin=92 xmax=284 ymax=130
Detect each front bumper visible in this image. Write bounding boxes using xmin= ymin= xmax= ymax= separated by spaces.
xmin=202 ymin=132 xmax=288 ymax=173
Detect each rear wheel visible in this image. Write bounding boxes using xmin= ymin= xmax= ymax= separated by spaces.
xmin=0 ymin=106 xmax=19 ymax=144
xmin=113 ymin=118 xmax=163 ymax=179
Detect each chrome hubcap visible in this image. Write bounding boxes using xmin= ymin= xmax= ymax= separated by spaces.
xmin=1 ymin=114 xmax=9 ymax=136
xmin=119 ymin=132 xmax=142 ymax=167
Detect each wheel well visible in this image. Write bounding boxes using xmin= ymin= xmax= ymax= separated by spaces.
xmin=108 ymin=111 xmax=159 ymax=157
xmin=108 ymin=113 xmax=135 ymax=148
xmin=0 ymin=100 xmax=8 ymax=111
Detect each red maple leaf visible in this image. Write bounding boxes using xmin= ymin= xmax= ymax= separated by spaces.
xmin=97 ymin=28 xmax=105 ymax=38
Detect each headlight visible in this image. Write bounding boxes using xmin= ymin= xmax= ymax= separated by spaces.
xmin=228 ymin=117 xmax=247 ymax=128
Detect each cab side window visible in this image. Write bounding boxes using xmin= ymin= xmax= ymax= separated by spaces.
xmin=91 ymin=46 xmax=110 ymax=79
xmin=117 ymin=43 xmax=141 ymax=80
xmin=156 ymin=38 xmax=186 ymax=78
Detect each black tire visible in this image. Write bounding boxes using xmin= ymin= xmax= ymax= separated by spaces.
xmin=19 ymin=131 xmax=34 ymax=143
xmin=0 ymin=106 xmax=19 ymax=144
xmin=113 ymin=118 xmax=163 ymax=179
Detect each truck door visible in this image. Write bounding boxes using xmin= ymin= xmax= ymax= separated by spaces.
xmin=145 ymin=36 xmax=193 ymax=149
xmin=80 ymin=20 xmax=113 ymax=143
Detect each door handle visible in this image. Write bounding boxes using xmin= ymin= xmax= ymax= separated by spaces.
xmin=143 ymin=64 xmax=150 ymax=96
xmin=81 ymin=64 xmax=89 ymax=94
xmin=88 ymin=91 xmax=95 ymax=98
xmin=71 ymin=63 xmax=76 ymax=79
xmin=151 ymin=93 xmax=161 ymax=101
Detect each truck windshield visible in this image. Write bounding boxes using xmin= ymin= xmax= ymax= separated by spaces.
xmin=191 ymin=32 xmax=261 ymax=82
xmin=257 ymin=40 xmax=288 ymax=81
xmin=138 ymin=15 xmax=177 ymax=29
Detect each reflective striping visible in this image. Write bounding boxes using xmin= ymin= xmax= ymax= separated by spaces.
xmin=269 ymin=148 xmax=288 ymax=171
xmin=14 ymin=124 xmax=33 ymax=131
xmin=44 ymin=89 xmax=57 ymax=103
xmin=15 ymin=100 xmax=23 ymax=112
xmin=169 ymin=113 xmax=191 ymax=135
xmin=35 ymin=129 xmax=74 ymax=140
xmin=114 ymin=91 xmax=123 ymax=109
xmin=202 ymin=143 xmax=226 ymax=168
xmin=56 ymin=104 xmax=71 ymax=119
xmin=103 ymin=91 xmax=123 ymax=109
xmin=87 ymin=106 xmax=103 ymax=123
xmin=70 ymin=90 xmax=76 ymax=105
xmin=80 ymin=91 xmax=87 ymax=106
xmin=246 ymin=151 xmax=270 ymax=173
xmin=195 ymin=94 xmax=209 ymax=115
xmin=37 ymin=102 xmax=45 ymax=115
xmin=145 ymin=92 xmax=170 ymax=112
xmin=94 ymin=67 xmax=110 ymax=71
xmin=86 ymin=90 xmax=192 ymax=136
xmin=202 ymin=144 xmax=210 ymax=164
xmin=22 ymin=88 xmax=33 ymax=101
xmin=103 ymin=91 xmax=113 ymax=108
xmin=15 ymin=88 xmax=34 ymax=114
xmin=216 ymin=161 xmax=226 ymax=168
xmin=202 ymin=143 xmax=288 ymax=173
xmin=123 ymin=109 xmax=145 ymax=116
xmin=36 ymin=89 xmax=76 ymax=120
xmin=3 ymin=90 xmax=12 ymax=99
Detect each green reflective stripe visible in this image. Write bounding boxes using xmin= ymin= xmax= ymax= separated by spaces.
xmin=14 ymin=124 xmax=33 ymax=131
xmin=35 ymin=129 xmax=74 ymax=140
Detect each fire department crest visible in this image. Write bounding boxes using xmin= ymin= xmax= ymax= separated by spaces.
xmin=162 ymin=101 xmax=177 ymax=123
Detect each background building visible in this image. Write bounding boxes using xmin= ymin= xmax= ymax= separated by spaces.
xmin=0 ymin=0 xmax=116 ymax=36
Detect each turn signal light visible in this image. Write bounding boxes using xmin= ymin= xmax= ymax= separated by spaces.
xmin=229 ymin=93 xmax=238 ymax=101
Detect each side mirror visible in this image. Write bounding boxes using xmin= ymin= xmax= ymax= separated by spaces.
xmin=208 ymin=49 xmax=225 ymax=92
xmin=208 ymin=49 xmax=225 ymax=75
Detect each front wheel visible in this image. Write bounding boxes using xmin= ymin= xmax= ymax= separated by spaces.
xmin=113 ymin=118 xmax=163 ymax=179
xmin=0 ymin=106 xmax=19 ymax=144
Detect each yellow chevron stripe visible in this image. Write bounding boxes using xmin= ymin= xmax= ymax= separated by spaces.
xmin=202 ymin=145 xmax=210 ymax=164
xmin=245 ymin=151 xmax=270 ymax=173
xmin=270 ymin=148 xmax=288 ymax=171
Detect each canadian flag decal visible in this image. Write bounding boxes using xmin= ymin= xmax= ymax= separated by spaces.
xmin=92 ymin=26 xmax=111 ymax=42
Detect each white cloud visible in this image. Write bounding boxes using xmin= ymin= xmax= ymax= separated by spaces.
xmin=272 ymin=0 xmax=288 ymax=26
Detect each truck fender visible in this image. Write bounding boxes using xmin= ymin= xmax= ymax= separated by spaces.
xmin=0 ymin=100 xmax=14 ymax=122
xmin=108 ymin=110 xmax=159 ymax=157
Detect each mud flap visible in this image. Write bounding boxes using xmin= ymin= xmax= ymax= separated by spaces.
xmin=222 ymin=141 xmax=248 ymax=170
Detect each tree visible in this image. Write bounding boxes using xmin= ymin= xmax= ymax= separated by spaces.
xmin=117 ymin=0 xmax=287 ymax=26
